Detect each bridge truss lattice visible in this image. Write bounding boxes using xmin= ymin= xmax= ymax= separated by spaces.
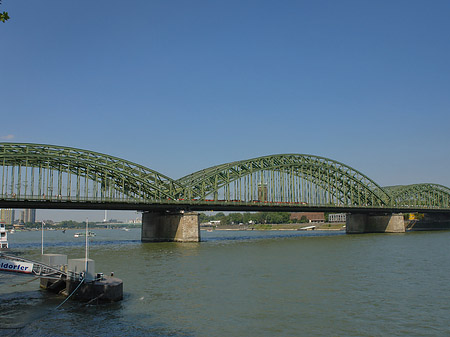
xmin=0 ymin=143 xmax=185 ymax=204
xmin=1 ymin=143 xmax=449 ymax=211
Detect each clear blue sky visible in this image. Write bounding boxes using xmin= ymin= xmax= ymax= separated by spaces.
xmin=1 ymin=1 xmax=449 ymax=221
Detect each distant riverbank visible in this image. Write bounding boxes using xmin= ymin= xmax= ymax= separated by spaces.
xmin=201 ymin=223 xmax=345 ymax=231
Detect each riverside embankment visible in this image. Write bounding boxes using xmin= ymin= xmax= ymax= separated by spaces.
xmin=201 ymin=223 xmax=346 ymax=231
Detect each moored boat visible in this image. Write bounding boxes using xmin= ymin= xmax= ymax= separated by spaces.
xmin=74 ymin=231 xmax=96 ymax=238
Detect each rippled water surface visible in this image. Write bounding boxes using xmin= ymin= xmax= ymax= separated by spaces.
xmin=1 ymin=229 xmax=450 ymax=336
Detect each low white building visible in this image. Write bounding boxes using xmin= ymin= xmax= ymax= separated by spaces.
xmin=328 ymin=213 xmax=347 ymax=223
xmin=0 ymin=222 xmax=8 ymax=249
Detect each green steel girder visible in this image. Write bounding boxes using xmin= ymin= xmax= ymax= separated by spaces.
xmin=384 ymin=184 xmax=450 ymax=209
xmin=0 ymin=143 xmax=187 ymax=201
xmin=1 ymin=143 xmax=450 ymax=211
xmin=177 ymin=154 xmax=392 ymax=207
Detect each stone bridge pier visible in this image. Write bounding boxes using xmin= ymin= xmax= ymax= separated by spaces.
xmin=346 ymin=213 xmax=405 ymax=234
xmin=141 ymin=211 xmax=200 ymax=242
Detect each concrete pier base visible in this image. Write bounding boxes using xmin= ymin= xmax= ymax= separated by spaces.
xmin=63 ymin=277 xmax=123 ymax=302
xmin=346 ymin=213 xmax=405 ymax=234
xmin=141 ymin=211 xmax=200 ymax=242
xmin=42 ymin=277 xmax=123 ymax=302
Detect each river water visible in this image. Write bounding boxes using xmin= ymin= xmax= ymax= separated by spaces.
xmin=1 ymin=228 xmax=449 ymax=336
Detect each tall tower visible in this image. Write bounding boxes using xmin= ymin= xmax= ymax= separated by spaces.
xmin=258 ymin=183 xmax=268 ymax=202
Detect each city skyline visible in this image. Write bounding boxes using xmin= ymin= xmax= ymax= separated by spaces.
xmin=0 ymin=208 xmax=139 ymax=224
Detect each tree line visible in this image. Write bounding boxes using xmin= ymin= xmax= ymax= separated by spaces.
xmin=199 ymin=212 xmax=311 ymax=225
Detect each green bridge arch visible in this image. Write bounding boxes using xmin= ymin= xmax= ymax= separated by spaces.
xmin=177 ymin=154 xmax=391 ymax=207
xmin=384 ymin=184 xmax=450 ymax=209
xmin=0 ymin=143 xmax=185 ymax=203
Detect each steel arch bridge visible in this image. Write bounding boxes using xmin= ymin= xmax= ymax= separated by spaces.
xmin=0 ymin=143 xmax=449 ymax=212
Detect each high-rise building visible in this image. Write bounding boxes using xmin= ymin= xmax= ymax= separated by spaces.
xmin=0 ymin=209 xmax=15 ymax=225
xmin=22 ymin=209 xmax=36 ymax=224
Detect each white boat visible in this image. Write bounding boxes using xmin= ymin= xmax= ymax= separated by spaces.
xmin=74 ymin=231 xmax=96 ymax=238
